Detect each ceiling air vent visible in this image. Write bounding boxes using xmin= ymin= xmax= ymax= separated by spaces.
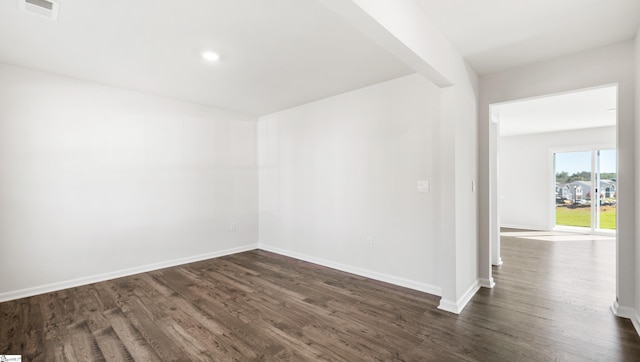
xmin=19 ymin=0 xmax=60 ymax=21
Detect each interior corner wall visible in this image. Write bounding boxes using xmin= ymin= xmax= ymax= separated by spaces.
xmin=0 ymin=64 xmax=259 ymax=301
xmin=453 ymin=83 xmax=479 ymax=298
xmin=318 ymin=0 xmax=480 ymax=311
xmin=258 ymin=73 xmax=443 ymax=294
xmin=500 ymin=126 xmax=616 ymax=230
xmin=635 ymin=27 xmax=640 ymax=329
xmin=479 ymin=40 xmax=636 ymax=311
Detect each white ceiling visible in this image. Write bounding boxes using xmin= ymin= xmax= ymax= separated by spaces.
xmin=0 ymin=0 xmax=413 ymax=116
xmin=497 ymin=86 xmax=617 ymax=137
xmin=1 ymin=1 xmax=638 ymax=116
xmin=415 ymin=0 xmax=640 ymax=75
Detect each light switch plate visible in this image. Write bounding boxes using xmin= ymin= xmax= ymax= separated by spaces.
xmin=417 ymin=180 xmax=430 ymax=192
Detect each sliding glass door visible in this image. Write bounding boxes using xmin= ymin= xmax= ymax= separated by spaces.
xmin=554 ymin=149 xmax=616 ymax=232
xmin=597 ymin=150 xmax=616 ymax=230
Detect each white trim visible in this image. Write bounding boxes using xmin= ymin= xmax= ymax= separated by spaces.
xmin=610 ymin=301 xmax=640 ymax=336
xmin=437 ymin=299 xmax=459 ymax=314
xmin=479 ymin=277 xmax=495 ymax=288
xmin=259 ymin=244 xmax=442 ymax=296
xmin=632 ymin=311 xmax=640 ymax=337
xmin=0 ymin=244 xmax=258 ymax=303
xmin=611 ymin=301 xmax=640 ymax=335
xmin=500 ymin=224 xmax=548 ymax=231
xmin=553 ymin=225 xmax=617 ymax=236
xmin=490 ymin=83 xmax=620 ymax=108
xmin=437 ymin=280 xmax=481 ymax=314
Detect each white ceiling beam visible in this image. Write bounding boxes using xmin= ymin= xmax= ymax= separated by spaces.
xmin=317 ymin=0 xmax=453 ymax=87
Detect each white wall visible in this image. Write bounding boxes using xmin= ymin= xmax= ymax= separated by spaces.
xmin=451 ymin=79 xmax=479 ymax=299
xmin=0 ymin=64 xmax=259 ymax=300
xmin=479 ymin=40 xmax=636 ymax=314
xmin=319 ymin=0 xmax=480 ymax=312
xmin=499 ymin=127 xmax=616 ymax=230
xmin=634 ymin=28 xmax=640 ymax=332
xmin=1 ymin=1 xmax=483 ymax=314
xmin=259 ymin=74 xmax=443 ymax=294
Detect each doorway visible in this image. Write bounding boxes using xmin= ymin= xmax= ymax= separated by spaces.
xmin=495 ymin=85 xmax=617 ymax=233
xmin=553 ymin=149 xmax=617 ymax=233
xmin=489 ymin=85 xmax=619 ymax=323
xmin=486 ymin=82 xmax=627 ymax=326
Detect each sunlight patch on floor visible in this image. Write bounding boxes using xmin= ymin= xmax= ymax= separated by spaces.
xmin=501 ymin=230 xmax=615 ymax=242
xmin=519 ymin=235 xmax=615 ymax=242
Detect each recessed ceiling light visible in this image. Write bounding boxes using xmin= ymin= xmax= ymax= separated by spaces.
xmin=201 ymin=50 xmax=221 ymax=62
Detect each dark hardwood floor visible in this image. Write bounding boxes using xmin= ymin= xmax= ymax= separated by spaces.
xmin=2 ymin=232 xmax=639 ymax=361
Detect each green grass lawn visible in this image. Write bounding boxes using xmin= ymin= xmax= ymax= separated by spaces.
xmin=556 ymin=205 xmax=616 ymax=229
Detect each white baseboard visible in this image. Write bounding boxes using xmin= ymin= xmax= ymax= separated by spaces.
xmin=0 ymin=244 xmax=259 ymax=303
xmin=479 ymin=277 xmax=495 ymax=288
xmin=437 ymin=299 xmax=459 ymax=314
xmin=611 ymin=300 xmax=632 ymax=317
xmin=259 ymin=244 xmax=442 ymax=297
xmin=437 ymin=280 xmax=481 ymax=314
xmin=611 ymin=301 xmax=640 ymax=337
xmin=500 ymin=224 xmax=547 ymax=231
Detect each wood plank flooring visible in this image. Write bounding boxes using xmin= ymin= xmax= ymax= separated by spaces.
xmin=2 ymin=232 xmax=640 ymax=361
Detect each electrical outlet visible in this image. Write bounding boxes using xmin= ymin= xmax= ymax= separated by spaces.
xmin=417 ymin=180 xmax=430 ymax=192
xmin=230 ymin=223 xmax=237 ymax=232
xmin=367 ymin=237 xmax=373 ymax=248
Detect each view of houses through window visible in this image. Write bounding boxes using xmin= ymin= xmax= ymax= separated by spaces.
xmin=554 ymin=149 xmax=616 ymax=231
